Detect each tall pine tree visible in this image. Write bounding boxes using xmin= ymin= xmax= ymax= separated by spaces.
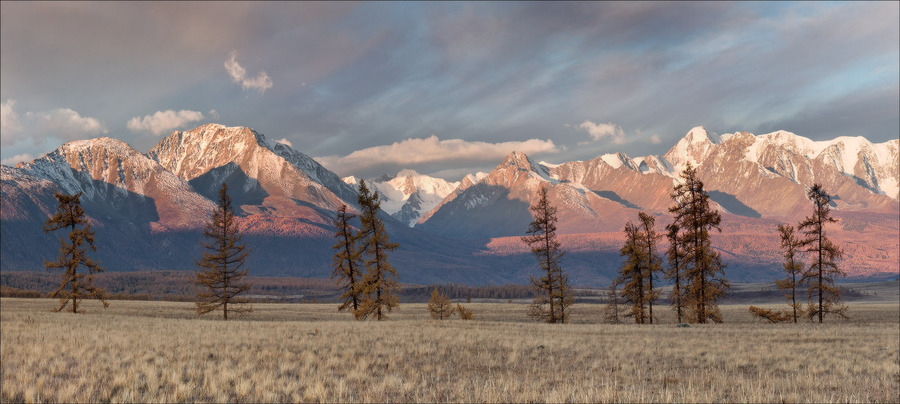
xmin=798 ymin=184 xmax=847 ymax=323
xmin=523 ymin=186 xmax=573 ymax=324
xmin=332 ymin=204 xmax=364 ymax=318
xmin=669 ymin=163 xmax=729 ymax=323
xmin=194 ymin=183 xmax=252 ymax=320
xmin=355 ymin=180 xmax=400 ymax=321
xmin=43 ymin=192 xmax=109 ymax=313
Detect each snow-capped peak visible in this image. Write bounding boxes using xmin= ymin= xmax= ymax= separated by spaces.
xmin=352 ymin=170 xmax=460 ymax=227
xmin=686 ymin=126 xmax=721 ymax=145
xmin=463 ymin=172 xmax=488 ymax=186
xmin=600 ymin=152 xmax=638 ymax=170
xmin=148 ymin=123 xmax=358 ymax=209
xmin=499 ymin=151 xmax=555 ymax=182
xmin=663 ymin=126 xmax=721 ymax=172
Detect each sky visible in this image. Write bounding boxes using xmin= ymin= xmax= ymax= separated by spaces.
xmin=2 ymin=2 xmax=898 ymax=180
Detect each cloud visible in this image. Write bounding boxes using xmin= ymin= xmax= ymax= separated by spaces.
xmin=29 ymin=108 xmax=107 ymax=138
xmin=225 ymin=51 xmax=273 ymax=93
xmin=1 ymin=153 xmax=35 ymax=166
xmin=127 ymin=109 xmax=206 ymax=135
xmin=1 ymin=99 xmax=22 ymax=135
xmin=316 ymin=134 xmax=559 ymax=176
xmin=649 ymin=134 xmax=662 ymax=144
xmin=275 ymin=138 xmax=293 ymax=148
xmin=575 ymin=121 xmax=627 ymax=145
xmin=2 ymin=100 xmax=108 ymax=147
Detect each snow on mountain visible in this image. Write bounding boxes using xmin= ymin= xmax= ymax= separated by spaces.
xmin=631 ymin=155 xmax=673 ymax=175
xmin=416 ymin=171 xmax=487 ymax=225
xmin=716 ymin=130 xmax=900 ymax=200
xmin=148 ymin=124 xmax=358 ymax=212
xmin=417 ymin=151 xmax=644 ymax=237
xmin=600 ymin=152 xmax=640 ymax=170
xmin=662 ymin=126 xmax=721 ymax=173
xmin=418 ymin=125 xmax=899 ymax=240
xmin=1 ymin=165 xmax=60 ymax=221
xmin=461 ymin=172 xmax=488 ymax=190
xmin=607 ymin=127 xmax=900 ymax=202
xmin=8 ymin=137 xmax=213 ymax=229
xmin=350 ymin=169 xmax=460 ymax=227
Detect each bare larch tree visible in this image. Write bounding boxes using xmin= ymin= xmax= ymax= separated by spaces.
xmin=798 ymin=184 xmax=847 ymax=323
xmin=669 ymin=163 xmax=729 ymax=323
xmin=776 ymin=223 xmax=806 ymax=322
xmin=602 ymin=277 xmax=625 ymax=324
xmin=619 ymin=220 xmax=648 ymax=324
xmin=43 ymin=192 xmax=109 ymax=313
xmin=456 ymin=302 xmax=474 ymax=320
xmin=332 ymin=204 xmax=364 ymax=318
xmin=355 ymin=180 xmax=400 ymax=321
xmin=427 ymin=288 xmax=456 ymax=320
xmin=637 ymin=212 xmax=662 ymax=324
xmin=749 ymin=223 xmax=807 ymax=323
xmin=194 ymin=183 xmax=252 ymax=320
xmin=664 ymin=222 xmax=687 ymax=323
xmin=522 ymin=186 xmax=573 ymax=324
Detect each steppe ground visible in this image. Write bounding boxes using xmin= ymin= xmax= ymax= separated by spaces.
xmin=1 ymin=297 xmax=898 ymax=403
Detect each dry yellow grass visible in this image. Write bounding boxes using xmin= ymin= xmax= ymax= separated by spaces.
xmin=1 ymin=298 xmax=897 ymax=403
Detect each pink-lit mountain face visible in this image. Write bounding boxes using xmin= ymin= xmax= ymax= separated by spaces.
xmin=417 ymin=126 xmax=898 ymax=280
xmin=2 ymin=125 xmax=897 ymax=285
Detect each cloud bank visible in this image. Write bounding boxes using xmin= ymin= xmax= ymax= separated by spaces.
xmin=316 ymin=135 xmax=560 ymax=177
xmin=1 ymin=100 xmax=107 ymax=147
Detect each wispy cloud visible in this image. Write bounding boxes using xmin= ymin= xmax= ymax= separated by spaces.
xmin=575 ymin=121 xmax=626 ymax=145
xmin=225 ymin=51 xmax=273 ymax=93
xmin=126 ymin=109 xmax=206 ymax=136
xmin=275 ymin=138 xmax=293 ymax=147
xmin=316 ymin=135 xmax=559 ymax=176
xmin=1 ymin=99 xmax=107 ymax=147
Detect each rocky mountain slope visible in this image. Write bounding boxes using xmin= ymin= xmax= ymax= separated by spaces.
xmin=414 ymin=127 xmax=898 ymax=280
xmin=2 ymin=124 xmax=897 ymax=284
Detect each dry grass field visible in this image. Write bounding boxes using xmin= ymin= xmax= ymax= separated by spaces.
xmin=1 ymin=298 xmax=898 ymax=403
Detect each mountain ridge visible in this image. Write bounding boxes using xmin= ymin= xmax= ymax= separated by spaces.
xmin=2 ymin=124 xmax=897 ymax=284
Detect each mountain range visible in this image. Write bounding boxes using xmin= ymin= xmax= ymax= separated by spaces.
xmin=2 ymin=124 xmax=897 ymax=286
